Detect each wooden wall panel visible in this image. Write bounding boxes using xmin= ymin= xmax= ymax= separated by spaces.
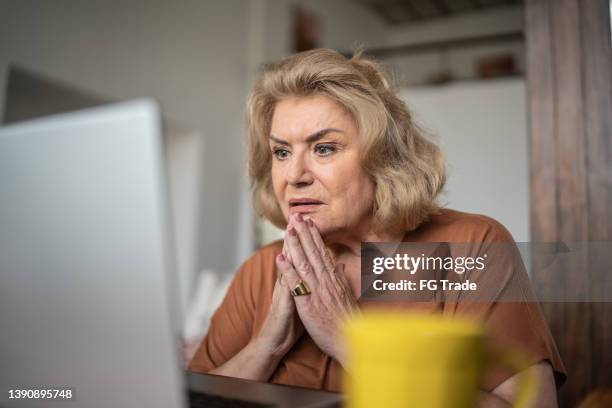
xmin=526 ymin=0 xmax=611 ymax=406
xmin=526 ymin=0 xmax=557 ymax=244
xmin=552 ymin=0 xmax=588 ymax=243
xmin=582 ymin=1 xmax=612 ymax=241
xmin=581 ymin=0 xmax=612 ymax=397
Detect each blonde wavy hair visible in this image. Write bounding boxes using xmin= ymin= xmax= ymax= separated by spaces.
xmin=247 ymin=48 xmax=446 ymax=235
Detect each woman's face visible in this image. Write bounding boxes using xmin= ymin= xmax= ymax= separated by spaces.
xmin=269 ymin=95 xmax=375 ymax=237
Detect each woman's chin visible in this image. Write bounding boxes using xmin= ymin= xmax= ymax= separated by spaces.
xmin=311 ymin=221 xmax=343 ymax=239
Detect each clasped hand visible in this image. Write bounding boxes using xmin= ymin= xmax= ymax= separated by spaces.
xmin=256 ymin=213 xmax=358 ymax=366
xmin=275 ymin=213 xmax=359 ymax=366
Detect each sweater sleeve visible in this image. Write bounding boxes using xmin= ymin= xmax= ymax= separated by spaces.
xmin=444 ymin=215 xmax=567 ymax=391
xmin=187 ymin=260 xmax=257 ymax=373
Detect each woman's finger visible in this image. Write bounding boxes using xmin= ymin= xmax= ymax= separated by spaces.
xmin=285 ymin=224 xmax=319 ymax=289
xmin=306 ymin=219 xmax=335 ymax=272
xmin=283 ymin=217 xmax=294 ymax=264
xmin=273 ymin=265 xmax=292 ymax=306
xmin=276 ymin=252 xmax=310 ymax=303
xmin=292 ymin=214 xmax=328 ymax=279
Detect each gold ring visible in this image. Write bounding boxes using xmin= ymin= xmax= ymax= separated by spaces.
xmin=290 ymin=281 xmax=311 ymax=297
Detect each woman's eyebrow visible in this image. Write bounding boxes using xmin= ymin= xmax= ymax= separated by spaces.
xmin=269 ymin=128 xmax=344 ymax=145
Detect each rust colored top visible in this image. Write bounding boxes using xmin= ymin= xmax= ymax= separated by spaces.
xmin=188 ymin=209 xmax=566 ymax=392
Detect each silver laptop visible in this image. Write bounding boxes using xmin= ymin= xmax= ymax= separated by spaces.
xmin=0 ymin=100 xmax=186 ymax=407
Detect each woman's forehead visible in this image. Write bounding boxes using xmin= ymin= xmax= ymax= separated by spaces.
xmin=270 ymin=96 xmax=355 ymax=140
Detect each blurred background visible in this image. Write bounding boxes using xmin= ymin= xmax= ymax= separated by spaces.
xmin=1 ymin=1 xmax=609 ymax=406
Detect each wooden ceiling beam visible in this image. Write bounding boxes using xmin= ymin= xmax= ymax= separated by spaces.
xmin=400 ymin=0 xmax=422 ymax=21
xmin=431 ymin=0 xmax=452 ymax=16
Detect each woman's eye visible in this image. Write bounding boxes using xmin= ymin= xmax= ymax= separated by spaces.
xmin=273 ymin=148 xmax=290 ymax=160
xmin=314 ymin=144 xmax=336 ymax=156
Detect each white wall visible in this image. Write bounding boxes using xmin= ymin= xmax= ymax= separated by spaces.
xmin=383 ymin=5 xmax=530 ymax=240
xmin=400 ymin=78 xmax=529 ymax=241
xmin=164 ymin=124 xmax=205 ymax=321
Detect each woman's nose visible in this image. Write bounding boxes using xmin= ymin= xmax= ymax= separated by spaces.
xmin=287 ymin=153 xmax=313 ymax=187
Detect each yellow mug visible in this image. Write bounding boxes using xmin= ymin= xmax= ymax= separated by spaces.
xmin=343 ymin=311 xmax=536 ymax=408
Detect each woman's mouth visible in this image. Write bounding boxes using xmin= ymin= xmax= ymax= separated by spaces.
xmin=288 ymin=198 xmax=324 ymax=214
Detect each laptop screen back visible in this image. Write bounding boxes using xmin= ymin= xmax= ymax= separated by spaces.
xmin=0 ymin=100 xmax=185 ymax=408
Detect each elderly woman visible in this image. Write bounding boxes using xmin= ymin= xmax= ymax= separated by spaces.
xmin=189 ymin=49 xmax=565 ymax=406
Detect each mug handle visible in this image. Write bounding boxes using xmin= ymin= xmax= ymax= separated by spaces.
xmin=487 ymin=348 xmax=537 ymax=408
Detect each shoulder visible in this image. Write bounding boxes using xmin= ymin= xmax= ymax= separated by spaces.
xmin=226 ymin=240 xmax=283 ymax=310
xmin=407 ymin=208 xmax=515 ymax=243
xmin=235 ymin=239 xmax=284 ymax=284
xmin=243 ymin=239 xmax=284 ymax=268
